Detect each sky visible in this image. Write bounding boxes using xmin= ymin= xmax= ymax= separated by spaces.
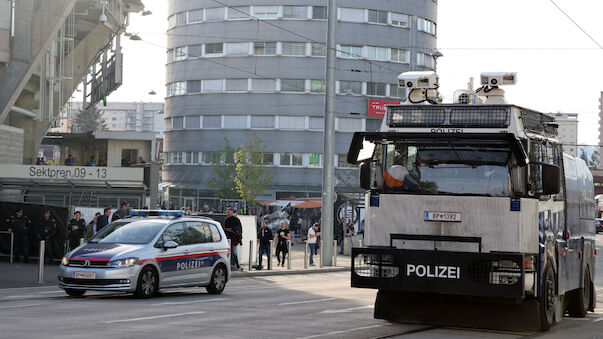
xmin=108 ymin=0 xmax=603 ymax=146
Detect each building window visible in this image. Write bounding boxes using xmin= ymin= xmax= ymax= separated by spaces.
xmin=203 ymin=80 xmax=223 ymax=93
xmin=167 ymin=49 xmax=174 ymax=63
xmin=224 ymin=116 xmax=247 ymax=129
xmin=312 ymin=6 xmax=327 ymax=19
xmin=311 ymin=43 xmax=326 ymax=56
xmin=228 ymin=6 xmax=250 ymax=19
xmin=172 ymin=117 xmax=184 ymax=129
xmin=187 ymin=80 xmax=201 ymax=94
xmin=262 ymin=153 xmax=274 ymax=165
xmin=205 ymin=43 xmax=223 ymax=56
xmin=390 ymin=12 xmax=409 ymax=27
xmin=176 ymin=12 xmax=187 ymax=25
xmin=367 ymin=83 xmax=386 ymax=96
xmin=340 ymin=8 xmax=364 ymax=23
xmin=165 ymin=118 xmax=172 ymax=130
xmin=339 ymin=81 xmax=362 ymax=95
xmin=308 ymin=153 xmax=323 ymax=167
xmin=174 ymin=46 xmax=187 ymax=61
xmin=188 ymin=9 xmax=204 ymax=23
xmin=366 ymin=46 xmax=387 ymax=61
xmin=368 ymin=10 xmax=387 ymax=24
xmin=283 ymin=6 xmax=307 ymax=19
xmin=389 ymin=84 xmax=404 ymax=99
xmin=167 ymin=82 xmax=186 ymax=96
xmin=418 ymin=17 xmax=436 ymax=35
xmin=282 ymin=42 xmax=306 ymax=56
xmin=280 ymin=79 xmax=305 ymax=92
xmin=280 ymin=153 xmax=303 ymax=166
xmin=225 ymin=79 xmax=248 ymax=92
xmin=338 ymin=118 xmax=362 ymax=132
xmin=205 ymin=7 xmax=225 ymax=21
xmin=168 ymin=15 xmax=177 ymax=28
xmin=225 ymin=42 xmax=249 ymax=56
xmin=279 ymin=116 xmax=305 ymax=129
xmin=188 ymin=44 xmax=202 ymax=58
xmin=417 ymin=52 xmax=433 ymax=68
xmin=338 ymin=155 xmax=354 ymax=168
xmin=253 ymin=6 xmax=278 ymax=19
xmin=252 ymin=79 xmax=276 ymax=92
xmin=309 ymin=117 xmax=324 ymax=130
xmin=173 ymin=152 xmax=183 ymax=164
xmin=185 ymin=151 xmax=199 ymax=164
xmin=251 ymin=116 xmax=275 ymax=128
xmin=202 ymin=151 xmax=219 ymax=165
xmin=203 ymin=116 xmax=222 ymax=129
xmin=254 ymin=42 xmax=277 ymax=55
xmin=391 ymin=48 xmax=408 ymax=63
xmin=311 ymin=80 xmax=325 ymax=93
xmin=339 ymin=45 xmax=363 ymax=58
xmin=185 ymin=116 xmax=200 ymax=129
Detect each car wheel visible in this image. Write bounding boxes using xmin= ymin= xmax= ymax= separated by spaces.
xmin=539 ymin=264 xmax=556 ymax=331
xmin=206 ymin=265 xmax=226 ymax=294
xmin=134 ymin=266 xmax=158 ymax=298
xmin=65 ymin=289 xmax=86 ymax=297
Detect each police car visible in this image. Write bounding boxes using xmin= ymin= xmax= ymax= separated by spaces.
xmin=58 ymin=210 xmax=230 ymax=298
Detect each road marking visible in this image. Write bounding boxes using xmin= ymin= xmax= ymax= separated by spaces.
xmin=321 ymin=305 xmax=373 ymax=314
xmin=152 ymin=298 xmax=230 ymax=306
xmin=277 ymin=298 xmax=336 ymax=306
xmin=296 ymin=324 xmax=389 ymax=339
xmin=103 ymin=311 xmax=206 ymax=324
xmin=1 ymin=303 xmax=44 ymax=309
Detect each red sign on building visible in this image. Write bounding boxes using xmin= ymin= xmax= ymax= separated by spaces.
xmin=368 ymin=100 xmax=402 ymax=117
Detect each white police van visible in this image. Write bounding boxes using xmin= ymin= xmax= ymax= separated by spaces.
xmin=58 ymin=210 xmax=231 ymax=298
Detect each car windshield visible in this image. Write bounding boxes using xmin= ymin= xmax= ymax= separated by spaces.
xmin=88 ymin=221 xmax=131 ymax=243
xmin=376 ymin=141 xmax=512 ymax=197
xmin=91 ymin=221 xmax=166 ymax=244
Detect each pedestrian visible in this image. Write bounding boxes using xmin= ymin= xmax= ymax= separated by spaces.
xmin=84 ymin=212 xmax=101 ymax=241
xmin=112 ymin=201 xmax=130 ymax=221
xmin=346 ymin=218 xmax=355 ymax=236
xmin=36 ymin=209 xmax=58 ymax=264
xmin=335 ymin=217 xmax=344 ymax=254
xmin=224 ymin=206 xmax=242 ymax=271
xmin=257 ymin=219 xmax=272 ymax=270
xmin=274 ymin=221 xmax=291 ymax=267
xmin=89 ymin=156 xmax=96 ymax=166
xmin=4 ymin=207 xmax=31 ymax=263
xmin=307 ymin=223 xmax=320 ymax=266
xmin=97 ymin=208 xmax=111 ymax=232
xmin=68 ymin=211 xmax=86 ymax=250
xmin=64 ymin=154 xmax=75 ymax=166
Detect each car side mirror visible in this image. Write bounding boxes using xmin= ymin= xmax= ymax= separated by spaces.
xmin=541 ymin=163 xmax=560 ymax=195
xmin=359 ymin=162 xmax=371 ymax=190
xmin=163 ymin=240 xmax=178 ymax=250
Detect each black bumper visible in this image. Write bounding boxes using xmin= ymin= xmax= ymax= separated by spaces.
xmin=351 ymin=246 xmax=531 ymax=299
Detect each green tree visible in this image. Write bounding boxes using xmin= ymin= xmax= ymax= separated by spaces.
xmin=234 ymin=134 xmax=273 ymax=205
xmin=208 ymin=138 xmax=240 ymax=199
xmin=72 ymin=105 xmax=107 ymax=132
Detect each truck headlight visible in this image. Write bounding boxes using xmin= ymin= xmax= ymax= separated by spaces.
xmin=61 ymin=256 xmax=69 ymax=266
xmin=108 ymin=258 xmax=139 ymax=267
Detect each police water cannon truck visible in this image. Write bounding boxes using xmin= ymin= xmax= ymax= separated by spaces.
xmin=347 ymin=71 xmax=595 ymax=331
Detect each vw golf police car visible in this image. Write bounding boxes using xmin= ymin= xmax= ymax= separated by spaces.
xmin=58 ymin=210 xmax=230 ymax=298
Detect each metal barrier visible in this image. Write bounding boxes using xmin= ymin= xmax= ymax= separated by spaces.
xmin=268 ymin=240 xmax=273 ymax=270
xmin=38 ymin=240 xmax=45 ymax=283
xmin=287 ymin=239 xmax=292 ymax=269
xmin=249 ymin=240 xmax=254 ymax=271
xmin=319 ymin=240 xmax=323 ymax=268
xmin=304 ymin=240 xmax=308 ymax=269
xmin=333 ymin=239 xmax=337 ymax=266
xmin=0 ymin=231 xmax=14 ymax=263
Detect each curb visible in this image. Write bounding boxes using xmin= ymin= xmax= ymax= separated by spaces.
xmin=231 ymin=266 xmax=349 ymax=278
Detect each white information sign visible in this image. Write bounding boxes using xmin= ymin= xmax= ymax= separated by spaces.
xmin=0 ymin=165 xmax=143 ymax=182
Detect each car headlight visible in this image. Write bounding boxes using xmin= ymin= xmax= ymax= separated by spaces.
xmin=107 ymin=257 xmax=139 ymax=267
xmin=61 ymin=256 xmax=69 ymax=266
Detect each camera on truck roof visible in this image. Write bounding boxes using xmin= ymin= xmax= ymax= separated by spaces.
xmin=480 ymin=72 xmax=517 ymax=87
xmin=397 ymin=71 xmax=437 ymax=89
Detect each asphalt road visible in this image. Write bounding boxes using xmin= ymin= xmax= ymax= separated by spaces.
xmin=3 ymin=236 xmax=603 ymax=338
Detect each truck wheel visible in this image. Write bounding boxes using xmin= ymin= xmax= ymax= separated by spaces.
xmin=206 ymin=265 xmax=226 ymax=294
xmin=540 ymin=265 xmax=556 ymax=331
xmin=567 ymin=268 xmax=591 ymax=318
xmin=134 ymin=266 xmax=158 ymax=298
xmin=65 ymin=289 xmax=86 ymax=297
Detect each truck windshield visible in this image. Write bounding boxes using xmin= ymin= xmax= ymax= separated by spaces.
xmin=376 ymin=141 xmax=512 ymax=197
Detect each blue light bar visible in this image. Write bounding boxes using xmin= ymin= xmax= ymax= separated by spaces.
xmin=128 ymin=210 xmax=185 ymax=217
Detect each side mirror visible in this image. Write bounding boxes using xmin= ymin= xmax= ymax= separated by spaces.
xmin=359 ymin=162 xmax=371 ymax=190
xmin=541 ymin=163 xmax=560 ymax=195
xmin=163 ymin=240 xmax=178 ymax=250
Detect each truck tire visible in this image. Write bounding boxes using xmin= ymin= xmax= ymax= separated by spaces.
xmin=567 ymin=268 xmax=591 ymax=318
xmin=539 ymin=265 xmax=556 ymax=331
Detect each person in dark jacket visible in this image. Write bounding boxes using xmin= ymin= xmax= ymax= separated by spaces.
xmin=256 ymin=219 xmax=272 ymax=269
xmin=68 ymin=211 xmax=86 ymax=250
xmin=335 ymin=217 xmax=344 ymax=254
xmin=5 ymin=207 xmax=31 ymax=262
xmin=36 ymin=209 xmax=58 ymax=264
xmin=274 ymin=221 xmax=291 ymax=267
xmin=112 ymin=201 xmax=130 ymax=221
xmin=224 ymin=207 xmax=242 ymax=271
xmin=96 ymin=208 xmax=111 ymax=232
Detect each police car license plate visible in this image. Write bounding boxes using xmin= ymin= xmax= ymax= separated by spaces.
xmin=74 ymin=272 xmax=96 ymax=279
xmin=424 ymin=211 xmax=461 ymax=222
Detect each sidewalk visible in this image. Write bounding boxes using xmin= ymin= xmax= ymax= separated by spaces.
xmin=0 ymin=243 xmax=351 ymax=289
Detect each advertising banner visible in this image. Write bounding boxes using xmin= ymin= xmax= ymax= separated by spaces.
xmin=368 ymin=100 xmax=402 ymax=117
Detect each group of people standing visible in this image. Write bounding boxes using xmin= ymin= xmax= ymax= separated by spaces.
xmin=257 ymin=219 xmax=291 ymax=269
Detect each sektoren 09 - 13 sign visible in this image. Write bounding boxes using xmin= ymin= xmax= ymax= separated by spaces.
xmin=0 ymin=164 xmax=143 ymax=182
xmin=368 ymin=100 xmax=402 ymax=117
